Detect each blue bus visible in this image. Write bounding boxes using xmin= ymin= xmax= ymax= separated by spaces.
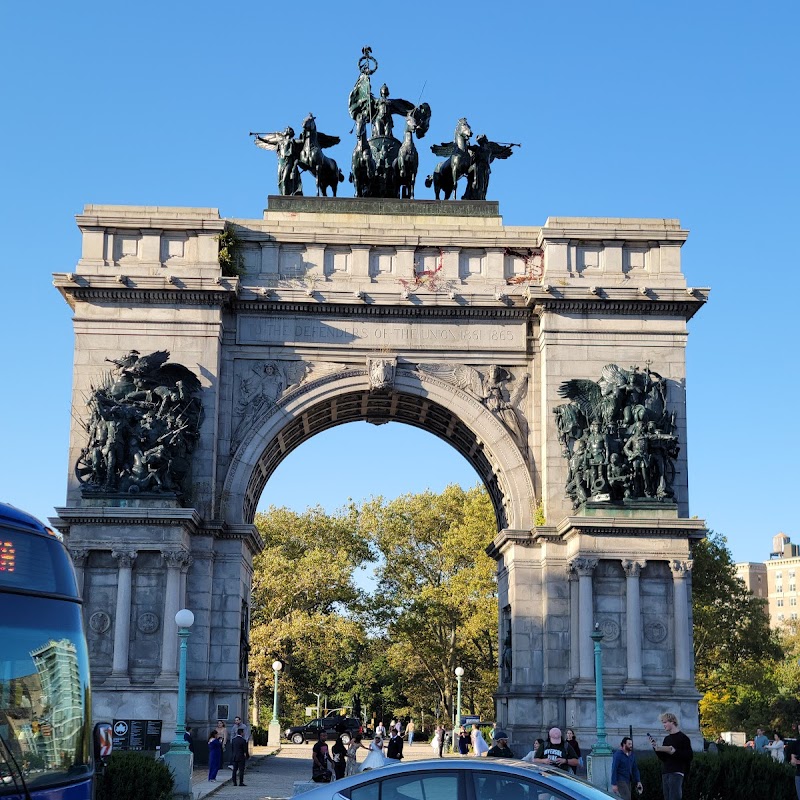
xmin=0 ymin=503 xmax=93 ymax=800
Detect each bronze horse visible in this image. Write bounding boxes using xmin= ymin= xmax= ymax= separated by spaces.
xmin=349 ymin=115 xmax=375 ymax=197
xmin=425 ymin=118 xmax=473 ymax=200
xmin=394 ymin=103 xmax=431 ymax=200
xmin=299 ymin=114 xmax=344 ymax=197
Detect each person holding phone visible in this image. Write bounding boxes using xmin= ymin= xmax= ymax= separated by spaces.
xmin=648 ymin=713 xmax=693 ymax=800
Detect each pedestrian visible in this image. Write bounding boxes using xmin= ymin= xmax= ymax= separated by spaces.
xmin=345 ymin=734 xmax=364 ymax=776
xmin=458 ymin=726 xmax=470 ymax=756
xmin=753 ymin=727 xmax=769 ymax=755
xmin=330 ymin=731 xmax=347 ymax=780
xmin=361 ymin=735 xmax=386 ymax=770
xmin=647 ymin=712 xmax=693 ymax=800
xmin=788 ymin=728 xmax=800 ymax=799
xmin=207 ymin=731 xmax=222 ymax=782
xmin=387 ymin=729 xmax=404 ymax=760
xmin=533 ymin=727 xmax=578 ymax=771
xmin=487 ymin=730 xmax=515 ymax=758
xmin=489 ymin=724 xmax=496 ymax=744
xmin=228 ymin=715 xmax=249 ymax=767
xmin=471 ymin=724 xmax=489 ymax=756
xmin=566 ymin=728 xmax=582 ymax=774
xmin=522 ymin=738 xmax=544 ymax=763
xmin=312 ymin=731 xmax=333 ymax=783
xmin=214 ymin=719 xmax=228 ymax=754
xmin=184 ymin=726 xmax=194 ymax=754
xmin=231 ymin=727 xmax=248 ymax=786
xmin=610 ymin=737 xmax=643 ymax=800
xmin=767 ymin=732 xmax=785 ymax=763
xmin=395 ymin=719 xmax=403 ymax=735
xmin=431 ymin=726 xmax=442 ymax=756
xmin=440 ymin=725 xmax=449 ymax=758
xmin=406 ymin=719 xmax=415 ymax=746
xmin=375 ymin=721 xmax=387 ymax=739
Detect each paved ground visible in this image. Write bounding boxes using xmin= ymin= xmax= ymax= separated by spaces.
xmin=192 ymin=741 xmax=459 ymax=800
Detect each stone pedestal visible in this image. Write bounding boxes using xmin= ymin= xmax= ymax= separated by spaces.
xmin=586 ymin=752 xmax=613 ymax=792
xmin=162 ymin=749 xmax=194 ymax=800
xmin=268 ymin=720 xmax=282 ymax=748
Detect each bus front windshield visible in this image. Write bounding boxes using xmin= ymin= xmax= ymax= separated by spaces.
xmin=0 ymin=595 xmax=92 ymax=793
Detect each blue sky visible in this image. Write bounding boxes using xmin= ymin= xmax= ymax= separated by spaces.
xmin=1 ymin=1 xmax=797 ymax=565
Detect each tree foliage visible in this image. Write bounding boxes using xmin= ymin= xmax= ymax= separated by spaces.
xmin=359 ymin=484 xmax=497 ymax=720
xmin=248 ymin=485 xmax=498 ymax=727
xmin=692 ymin=530 xmax=783 ymax=736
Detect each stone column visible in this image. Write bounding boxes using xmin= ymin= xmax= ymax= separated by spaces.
xmin=572 ymin=557 xmax=598 ymax=682
xmin=622 ymin=559 xmax=646 ymax=687
xmin=180 ymin=555 xmax=193 ymax=611
xmin=161 ymin=551 xmax=188 ymax=676
xmin=566 ymin=562 xmax=579 ymax=681
xmin=671 ymin=560 xmax=693 ymax=684
xmin=111 ymin=549 xmax=137 ymax=676
xmin=69 ymin=548 xmax=90 ymax=597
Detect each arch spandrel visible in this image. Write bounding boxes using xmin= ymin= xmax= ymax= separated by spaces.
xmin=220 ymin=368 xmax=536 ymax=532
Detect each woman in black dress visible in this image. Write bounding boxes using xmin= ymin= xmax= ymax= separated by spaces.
xmin=331 ymin=732 xmax=348 ymax=780
xmin=565 ymin=728 xmax=581 ymax=774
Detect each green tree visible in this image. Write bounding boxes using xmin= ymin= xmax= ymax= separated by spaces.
xmin=360 ymin=484 xmax=498 ymax=722
xmin=249 ymin=504 xmax=373 ymax=721
xmin=692 ymin=530 xmax=782 ymax=736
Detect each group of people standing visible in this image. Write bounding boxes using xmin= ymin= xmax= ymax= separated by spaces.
xmin=312 ymin=726 xmax=406 ymax=783
xmin=207 ymin=715 xmax=250 ymax=785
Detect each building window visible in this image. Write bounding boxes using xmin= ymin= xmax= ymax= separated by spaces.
xmin=777 ymin=585 xmax=783 ymax=593
xmin=791 ymin=584 xmax=796 ymax=592
xmin=777 ymin=572 xmax=783 ymax=579
xmin=778 ymin=599 xmax=784 ymax=607
xmin=790 ymin=571 xmax=796 ymax=578
xmin=792 ymin=613 xmax=798 ymax=621
xmin=791 ymin=598 xmax=797 ymax=607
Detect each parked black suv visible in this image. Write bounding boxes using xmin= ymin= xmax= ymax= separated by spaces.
xmin=284 ymin=715 xmax=364 ymax=745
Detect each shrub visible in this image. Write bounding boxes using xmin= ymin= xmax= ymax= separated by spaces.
xmin=95 ymin=751 xmax=174 ymax=800
xmin=637 ymin=747 xmax=795 ymax=800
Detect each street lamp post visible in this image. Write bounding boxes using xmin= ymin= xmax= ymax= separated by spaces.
xmin=586 ymin=623 xmax=613 ymax=791
xmin=454 ymin=667 xmax=464 ymax=753
xmin=163 ymin=609 xmax=194 ymax=800
xmin=268 ymin=660 xmax=283 ymax=747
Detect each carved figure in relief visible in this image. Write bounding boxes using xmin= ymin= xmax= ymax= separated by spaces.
xmin=230 ymin=360 xmax=346 ymax=452
xmin=368 ymin=357 xmax=396 ymax=391
xmin=75 ymin=350 xmax=203 ymax=499
xmin=415 ymin=363 xmax=528 ymax=447
xmin=555 ymin=363 xmax=678 ymax=507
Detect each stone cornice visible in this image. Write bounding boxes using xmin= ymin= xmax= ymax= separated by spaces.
xmin=539 ymin=217 xmax=689 ymax=244
xmin=77 ymin=206 xmax=225 ymax=232
xmin=53 ymin=274 xmax=239 ymax=310
xmin=557 ymin=515 xmax=707 ymax=539
xmin=235 ymin=298 xmax=532 ymax=318
xmin=51 ymin=507 xmax=203 ymax=534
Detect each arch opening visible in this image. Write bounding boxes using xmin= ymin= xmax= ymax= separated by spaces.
xmin=242 ymin=388 xmax=509 ymax=530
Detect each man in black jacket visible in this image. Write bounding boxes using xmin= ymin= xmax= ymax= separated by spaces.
xmin=387 ymin=729 xmax=404 ymax=760
xmin=231 ymin=728 xmax=248 ymax=786
xmin=648 ymin=712 xmax=693 ymax=800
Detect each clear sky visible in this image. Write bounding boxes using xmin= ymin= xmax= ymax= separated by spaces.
xmin=1 ymin=1 xmax=798 ymax=565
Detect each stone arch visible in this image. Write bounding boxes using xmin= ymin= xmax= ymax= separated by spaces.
xmin=220 ymin=366 xmax=536 ymax=532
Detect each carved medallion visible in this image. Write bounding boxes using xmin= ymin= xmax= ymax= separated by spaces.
xmin=137 ymin=612 xmax=160 ymax=634
xmin=597 ymin=618 xmax=621 ymax=642
xmin=89 ymin=611 xmax=111 ymax=634
xmin=644 ymin=620 xmax=668 ymax=644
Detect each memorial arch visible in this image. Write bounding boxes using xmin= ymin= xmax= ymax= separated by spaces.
xmin=53 ymin=198 xmax=708 ymax=751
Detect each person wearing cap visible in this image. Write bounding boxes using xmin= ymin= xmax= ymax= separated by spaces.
xmin=533 ymin=727 xmax=579 ymax=771
xmin=487 ymin=730 xmax=515 ymax=758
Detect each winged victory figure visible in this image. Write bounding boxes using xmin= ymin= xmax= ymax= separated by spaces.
xmin=253 ymin=127 xmax=303 ymax=196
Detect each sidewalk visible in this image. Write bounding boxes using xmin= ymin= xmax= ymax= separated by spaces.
xmin=190 ymin=740 xmax=453 ymax=800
